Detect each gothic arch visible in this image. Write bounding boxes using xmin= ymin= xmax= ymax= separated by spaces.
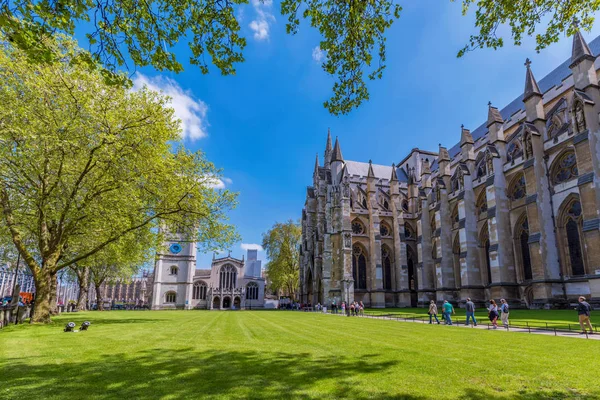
xmin=404 ymin=222 xmax=416 ymax=240
xmin=557 ymin=195 xmax=587 ymax=277
xmin=451 ymin=204 xmax=459 ymax=228
xmin=352 ymin=243 xmax=368 ymax=290
xmin=475 ymin=190 xmax=488 ymax=219
xmin=381 ymin=244 xmax=393 ymax=291
xmin=479 ymin=223 xmax=492 ymax=285
xmin=513 ymin=214 xmax=533 ymax=281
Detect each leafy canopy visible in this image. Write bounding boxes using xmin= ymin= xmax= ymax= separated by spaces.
xmin=0 ymin=36 xmax=239 ymax=322
xmin=456 ymin=0 xmax=597 ymax=57
xmin=262 ymin=220 xmax=301 ymax=298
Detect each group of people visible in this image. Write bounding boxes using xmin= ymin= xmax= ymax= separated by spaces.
xmin=324 ymin=300 xmax=364 ymax=316
xmin=428 ymin=298 xmax=512 ymax=329
xmin=427 ymin=296 xmax=594 ymax=334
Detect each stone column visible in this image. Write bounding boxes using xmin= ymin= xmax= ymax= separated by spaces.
xmin=367 ymin=162 xmax=384 ymax=307
xmin=418 ymin=194 xmax=435 ymax=303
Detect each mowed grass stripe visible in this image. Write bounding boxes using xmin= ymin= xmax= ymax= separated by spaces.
xmin=1 ymin=310 xmax=599 ymax=400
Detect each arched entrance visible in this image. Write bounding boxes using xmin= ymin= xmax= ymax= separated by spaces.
xmin=223 ymin=296 xmax=231 ymax=309
xmin=212 ymin=296 xmax=220 ymax=310
xmin=234 ymin=296 xmax=241 ymax=309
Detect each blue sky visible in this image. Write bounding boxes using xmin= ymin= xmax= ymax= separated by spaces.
xmin=127 ymin=1 xmax=600 ymax=268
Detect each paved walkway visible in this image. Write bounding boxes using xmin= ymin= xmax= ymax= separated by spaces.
xmin=328 ymin=312 xmax=600 ymax=340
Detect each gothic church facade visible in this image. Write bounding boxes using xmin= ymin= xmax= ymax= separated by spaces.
xmin=151 ymin=236 xmax=265 ymax=310
xmin=300 ymin=30 xmax=600 ymax=309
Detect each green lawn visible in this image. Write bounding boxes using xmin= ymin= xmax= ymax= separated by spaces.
xmin=1 ymin=311 xmax=599 ymax=400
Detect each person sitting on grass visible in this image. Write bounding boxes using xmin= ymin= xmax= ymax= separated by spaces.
xmin=488 ymin=299 xmax=499 ymax=329
xmin=428 ymin=300 xmax=440 ymax=324
xmin=442 ymin=300 xmax=455 ymax=325
xmin=577 ymin=296 xmax=594 ymax=335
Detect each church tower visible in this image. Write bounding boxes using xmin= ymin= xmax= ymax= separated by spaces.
xmin=151 ymin=228 xmax=196 ymax=310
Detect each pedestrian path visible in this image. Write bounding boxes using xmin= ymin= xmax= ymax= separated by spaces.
xmin=328 ymin=312 xmax=600 ymax=340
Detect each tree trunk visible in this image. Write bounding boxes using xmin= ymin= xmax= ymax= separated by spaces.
xmin=95 ymin=283 xmax=104 ymax=311
xmin=31 ymin=270 xmax=53 ymax=323
xmin=49 ymin=273 xmax=58 ymax=315
xmin=76 ymin=267 xmax=89 ymax=311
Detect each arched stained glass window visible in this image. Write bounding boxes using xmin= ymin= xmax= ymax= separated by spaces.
xmin=352 ymin=219 xmax=365 ymax=235
xmin=382 ymin=247 xmax=392 ymax=290
xmin=165 ymin=291 xmax=176 ymax=303
xmin=518 ymin=218 xmax=532 ymax=280
xmin=220 ymin=264 xmax=237 ymax=290
xmin=380 ymin=223 xmax=391 ymax=237
xmin=352 ymin=245 xmax=367 ymax=290
xmin=193 ymin=282 xmax=207 ymax=300
xmin=246 ymin=282 xmax=259 ymax=300
xmin=509 ymin=174 xmax=526 ymax=201
xmin=552 ymin=151 xmax=578 ymax=185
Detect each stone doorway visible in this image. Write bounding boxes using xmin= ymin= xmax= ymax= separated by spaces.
xmin=234 ymin=296 xmax=241 ymax=309
xmin=223 ymin=296 xmax=231 ymax=309
xmin=212 ymin=296 xmax=220 ymax=310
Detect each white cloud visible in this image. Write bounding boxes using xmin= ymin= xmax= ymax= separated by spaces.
xmin=207 ymin=176 xmax=233 ymax=189
xmin=312 ymin=46 xmax=326 ymax=63
xmin=249 ymin=0 xmax=274 ymax=41
xmin=241 ymin=243 xmax=263 ymax=251
xmin=132 ymin=73 xmax=209 ymax=140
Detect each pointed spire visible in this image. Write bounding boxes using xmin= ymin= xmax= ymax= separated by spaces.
xmin=390 ymin=163 xmax=398 ymax=182
xmin=330 ymin=136 xmax=344 ymax=163
xmin=460 ymin=124 xmax=474 ymax=146
xmin=367 ymin=159 xmax=375 ymax=178
xmin=570 ymin=18 xmax=595 ymax=67
xmin=523 ymin=58 xmax=542 ymax=102
xmin=487 ymin=101 xmax=503 ymax=127
xmin=326 ymin=128 xmax=333 ymax=152
xmin=438 ymin=143 xmax=450 ymax=162
xmin=314 ymin=153 xmax=319 ymax=171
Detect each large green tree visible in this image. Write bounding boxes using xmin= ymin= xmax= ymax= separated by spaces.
xmin=1 ymin=0 xmax=595 ymax=115
xmin=262 ymin=220 xmax=301 ymax=299
xmin=0 ymin=37 xmax=238 ymax=322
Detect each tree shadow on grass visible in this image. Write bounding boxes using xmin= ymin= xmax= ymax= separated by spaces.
xmin=1 ymin=349 xmax=598 ymax=400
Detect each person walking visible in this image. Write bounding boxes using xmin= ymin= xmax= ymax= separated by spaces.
xmin=500 ymin=299 xmax=510 ymax=327
xmin=488 ymin=299 xmax=499 ymax=329
xmin=465 ymin=298 xmax=477 ymax=326
xmin=442 ymin=300 xmax=455 ymax=325
xmin=350 ymin=302 xmax=355 ymax=316
xmin=576 ymin=296 xmax=594 ymax=334
xmin=359 ymin=301 xmax=364 ymax=316
xmin=428 ymin=300 xmax=440 ymax=324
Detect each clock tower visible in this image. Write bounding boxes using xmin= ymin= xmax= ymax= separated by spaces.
xmin=151 ymin=230 xmax=197 ymax=310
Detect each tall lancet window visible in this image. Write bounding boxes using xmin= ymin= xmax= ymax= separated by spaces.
xmin=220 ymin=264 xmax=237 ymax=290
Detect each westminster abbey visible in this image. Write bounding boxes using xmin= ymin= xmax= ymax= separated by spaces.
xmin=300 ymin=29 xmax=600 ymax=309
